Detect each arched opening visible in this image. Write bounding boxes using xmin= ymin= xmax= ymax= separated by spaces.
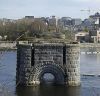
xmin=31 ymin=64 xmax=65 ymax=85
xmin=38 ymin=65 xmax=65 ymax=85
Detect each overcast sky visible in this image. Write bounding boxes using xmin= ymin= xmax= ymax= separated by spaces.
xmin=0 ymin=0 xmax=100 ymax=19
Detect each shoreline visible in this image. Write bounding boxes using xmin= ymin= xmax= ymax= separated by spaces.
xmin=0 ymin=47 xmax=17 ymax=51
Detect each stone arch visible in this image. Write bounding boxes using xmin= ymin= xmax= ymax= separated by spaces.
xmin=29 ymin=64 xmax=65 ymax=85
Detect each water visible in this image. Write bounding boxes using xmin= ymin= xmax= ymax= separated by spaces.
xmin=0 ymin=48 xmax=100 ymax=96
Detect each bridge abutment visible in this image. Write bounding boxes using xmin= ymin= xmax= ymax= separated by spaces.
xmin=16 ymin=42 xmax=80 ymax=86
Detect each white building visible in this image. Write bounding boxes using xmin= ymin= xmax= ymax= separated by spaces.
xmin=75 ymin=32 xmax=89 ymax=42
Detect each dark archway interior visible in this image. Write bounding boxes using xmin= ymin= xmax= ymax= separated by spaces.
xmin=40 ymin=73 xmax=56 ymax=84
xmin=39 ymin=67 xmax=65 ymax=85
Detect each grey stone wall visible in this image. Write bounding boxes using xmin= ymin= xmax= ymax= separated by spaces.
xmin=34 ymin=43 xmax=64 ymax=66
xmin=16 ymin=44 xmax=33 ymax=85
xmin=65 ymin=44 xmax=80 ymax=86
xmin=16 ymin=43 xmax=80 ymax=86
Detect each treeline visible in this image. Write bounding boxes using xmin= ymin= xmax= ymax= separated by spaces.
xmin=0 ymin=18 xmax=74 ymax=41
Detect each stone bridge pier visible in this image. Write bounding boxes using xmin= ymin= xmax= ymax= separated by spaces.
xmin=16 ymin=43 xmax=80 ymax=86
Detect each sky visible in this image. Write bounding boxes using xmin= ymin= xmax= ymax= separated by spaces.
xmin=0 ymin=0 xmax=100 ymax=19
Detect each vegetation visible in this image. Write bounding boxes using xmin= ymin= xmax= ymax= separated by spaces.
xmin=62 ymin=30 xmax=75 ymax=41
xmin=0 ymin=18 xmax=74 ymax=41
xmin=83 ymin=27 xmax=89 ymax=32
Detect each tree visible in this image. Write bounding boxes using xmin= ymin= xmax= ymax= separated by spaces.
xmin=62 ymin=30 xmax=75 ymax=41
xmin=29 ymin=19 xmax=48 ymax=37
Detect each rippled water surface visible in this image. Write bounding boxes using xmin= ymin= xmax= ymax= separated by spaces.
xmin=0 ymin=48 xmax=100 ymax=96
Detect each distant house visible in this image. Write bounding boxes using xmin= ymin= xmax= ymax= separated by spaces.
xmin=71 ymin=19 xmax=82 ymax=26
xmin=89 ymin=13 xmax=100 ymax=43
xmin=25 ymin=16 xmax=34 ymax=19
xmin=89 ymin=28 xmax=100 ymax=43
xmin=75 ymin=32 xmax=89 ymax=43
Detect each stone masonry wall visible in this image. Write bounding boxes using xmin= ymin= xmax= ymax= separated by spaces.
xmin=34 ymin=43 xmax=64 ymax=67
xmin=16 ymin=43 xmax=80 ymax=86
xmin=17 ymin=44 xmax=32 ymax=85
xmin=65 ymin=44 xmax=80 ymax=86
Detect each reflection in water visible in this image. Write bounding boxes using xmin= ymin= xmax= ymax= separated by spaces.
xmin=16 ymin=85 xmax=81 ymax=96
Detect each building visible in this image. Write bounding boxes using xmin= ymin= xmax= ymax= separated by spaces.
xmin=71 ymin=19 xmax=82 ymax=26
xmin=60 ymin=17 xmax=72 ymax=26
xmin=48 ymin=16 xmax=57 ymax=26
xmin=89 ymin=12 xmax=100 ymax=28
xmin=48 ymin=16 xmax=58 ymax=32
xmin=89 ymin=13 xmax=100 ymax=43
xmin=25 ymin=16 xmax=34 ymax=19
xmin=75 ymin=32 xmax=89 ymax=42
xmin=89 ymin=28 xmax=100 ymax=43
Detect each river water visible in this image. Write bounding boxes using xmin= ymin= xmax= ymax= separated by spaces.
xmin=0 ymin=48 xmax=100 ymax=96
